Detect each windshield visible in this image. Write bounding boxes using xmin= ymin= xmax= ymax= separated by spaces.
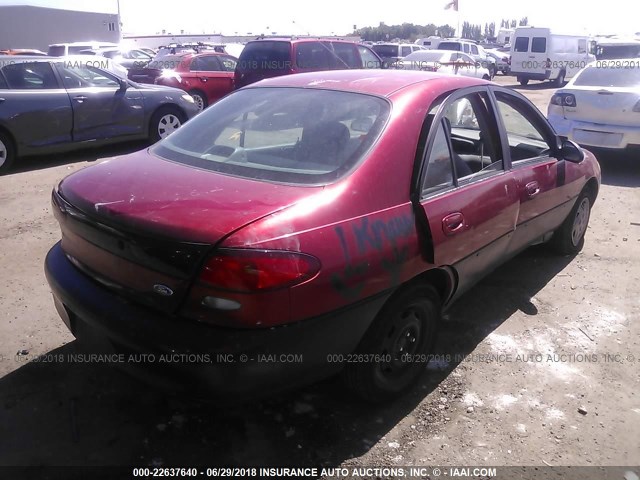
xmin=438 ymin=42 xmax=462 ymax=51
xmin=237 ymin=41 xmax=291 ymax=72
xmin=152 ymin=87 xmax=390 ymax=185
xmin=573 ymin=64 xmax=640 ymax=88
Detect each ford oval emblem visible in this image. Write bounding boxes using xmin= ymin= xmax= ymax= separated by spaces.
xmin=153 ymin=284 xmax=174 ymax=297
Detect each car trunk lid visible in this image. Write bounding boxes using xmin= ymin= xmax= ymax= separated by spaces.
xmin=54 ymin=151 xmax=320 ymax=313
xmin=562 ymin=86 xmax=640 ymax=127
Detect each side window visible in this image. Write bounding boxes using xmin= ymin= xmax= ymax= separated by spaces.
xmin=494 ymin=92 xmax=553 ymax=162
xmin=401 ymin=46 xmax=412 ymax=57
xmin=514 ymin=37 xmax=529 ymax=52
xmin=191 ymin=56 xmax=221 ymax=72
xmin=0 ymin=71 xmax=8 ymax=89
xmin=59 ymin=65 xmax=120 ymax=88
xmin=357 ymin=45 xmax=381 ymax=69
xmin=1 ymin=62 xmax=58 ymax=89
xmin=531 ymin=37 xmax=547 ymax=53
xmin=463 ymin=44 xmax=470 ymax=53
xmin=331 ymin=43 xmax=360 ymax=68
xmin=422 ymin=120 xmax=454 ymax=193
xmin=219 ymin=55 xmax=237 ymax=71
xmin=442 ymin=93 xmax=503 ymax=181
xmin=578 ymin=39 xmax=587 ymax=54
xmin=470 ymin=45 xmax=479 ymax=55
xmin=296 ymin=42 xmax=331 ymax=69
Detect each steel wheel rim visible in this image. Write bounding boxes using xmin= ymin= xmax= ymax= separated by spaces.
xmin=378 ymin=306 xmax=424 ymax=378
xmin=158 ymin=114 xmax=181 ymax=138
xmin=0 ymin=139 xmax=6 ymax=168
xmin=571 ymin=197 xmax=590 ymax=246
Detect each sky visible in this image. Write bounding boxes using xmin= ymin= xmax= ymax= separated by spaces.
xmin=0 ymin=0 xmax=637 ymax=37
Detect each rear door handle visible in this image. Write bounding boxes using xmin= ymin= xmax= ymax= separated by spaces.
xmin=442 ymin=212 xmax=466 ymax=236
xmin=0 ymin=98 xmax=5 ymax=103
xmin=199 ymin=77 xmax=208 ymax=82
xmin=526 ymin=181 xmax=540 ymax=198
xmin=73 ymin=96 xmax=88 ymax=103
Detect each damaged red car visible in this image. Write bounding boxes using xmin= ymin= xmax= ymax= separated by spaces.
xmin=45 ymin=70 xmax=601 ymax=402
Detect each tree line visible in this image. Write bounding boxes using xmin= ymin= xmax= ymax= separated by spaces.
xmin=355 ymin=17 xmax=528 ymax=43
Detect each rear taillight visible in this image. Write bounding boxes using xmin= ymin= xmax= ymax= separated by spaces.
xmin=198 ymin=249 xmax=320 ymax=293
xmin=551 ymin=93 xmax=577 ymax=107
xmin=633 ymin=100 xmax=640 ymax=112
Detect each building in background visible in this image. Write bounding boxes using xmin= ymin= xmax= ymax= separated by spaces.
xmin=0 ymin=5 xmax=121 ymax=51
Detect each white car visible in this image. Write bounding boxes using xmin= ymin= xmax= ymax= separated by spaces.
xmin=396 ymin=50 xmax=491 ymax=80
xmin=547 ymin=59 xmax=640 ymax=150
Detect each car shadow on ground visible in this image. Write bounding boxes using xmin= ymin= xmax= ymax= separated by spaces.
xmin=502 ymin=80 xmax=557 ymax=91
xmin=9 ymin=141 xmax=150 ymax=175
xmin=0 ymin=246 xmax=574 ymax=468
xmin=591 ymin=148 xmax=640 ymax=188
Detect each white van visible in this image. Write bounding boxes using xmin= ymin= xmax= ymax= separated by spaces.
xmin=414 ymin=37 xmax=442 ymax=50
xmin=510 ymin=27 xmax=595 ymax=86
xmin=48 ymin=42 xmax=119 ymax=57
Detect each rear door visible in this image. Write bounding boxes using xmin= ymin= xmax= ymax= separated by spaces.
xmin=188 ymin=55 xmax=235 ymax=103
xmin=0 ymin=61 xmax=72 ymax=149
xmin=55 ymin=62 xmax=145 ymax=141
xmin=417 ymin=88 xmax=519 ymax=298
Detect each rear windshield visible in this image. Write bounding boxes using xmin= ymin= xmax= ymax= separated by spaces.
xmin=573 ymin=65 xmax=640 ymax=87
xmin=438 ymin=42 xmax=462 ymax=51
xmin=152 ymin=87 xmax=390 ymax=185
xmin=372 ymin=45 xmax=399 ymax=58
xmin=48 ymin=46 xmax=65 ymax=56
xmin=514 ymin=37 xmax=529 ymax=52
xmin=236 ymin=41 xmax=291 ymax=72
xmin=531 ymin=37 xmax=546 ymax=53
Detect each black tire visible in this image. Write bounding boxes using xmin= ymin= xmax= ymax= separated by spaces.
xmin=342 ymin=283 xmax=441 ymax=402
xmin=554 ymin=70 xmax=566 ymax=87
xmin=149 ymin=107 xmax=186 ymax=143
xmin=551 ymin=190 xmax=592 ymax=255
xmin=518 ymin=77 xmax=529 ymax=86
xmin=189 ymin=90 xmax=208 ymax=112
xmin=0 ymin=130 xmax=16 ymax=175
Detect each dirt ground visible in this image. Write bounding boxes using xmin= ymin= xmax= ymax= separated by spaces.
xmin=0 ymin=76 xmax=638 ymax=473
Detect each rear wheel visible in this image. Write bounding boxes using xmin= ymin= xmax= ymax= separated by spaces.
xmin=0 ymin=130 xmax=16 ymax=175
xmin=518 ymin=76 xmax=529 ymax=86
xmin=189 ymin=90 xmax=208 ymax=112
xmin=150 ymin=107 xmax=185 ymax=143
xmin=342 ymin=284 xmax=441 ymax=402
xmin=551 ymin=190 xmax=592 ymax=255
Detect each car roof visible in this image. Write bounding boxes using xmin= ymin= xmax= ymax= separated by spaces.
xmin=246 ymin=38 xmax=358 ymax=45
xmin=244 ymin=69 xmax=488 ymax=97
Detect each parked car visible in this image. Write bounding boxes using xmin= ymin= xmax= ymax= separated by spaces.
xmin=48 ymin=41 xmax=118 ymax=57
xmin=127 ymin=52 xmax=192 ymax=84
xmin=44 ymin=70 xmax=600 ymax=402
xmin=0 ymin=49 xmax=48 ymax=56
xmin=155 ymin=53 xmax=237 ymax=111
xmin=437 ymin=39 xmax=498 ymax=77
xmin=485 ymin=48 xmax=511 ymax=74
xmin=0 ymin=57 xmax=199 ymax=173
xmin=234 ymin=38 xmax=383 ymax=88
xmin=414 ymin=36 xmax=443 ymax=49
xmin=371 ymin=43 xmax=423 ymax=67
xmin=78 ymin=47 xmax=153 ymax=70
xmin=548 ymin=59 xmax=640 ymax=150
xmin=510 ymin=27 xmax=595 ymax=86
xmin=396 ymin=50 xmax=492 ymax=79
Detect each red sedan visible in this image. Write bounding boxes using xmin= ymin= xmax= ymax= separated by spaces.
xmin=45 ymin=70 xmax=600 ymax=402
xmin=154 ymin=52 xmax=237 ymax=111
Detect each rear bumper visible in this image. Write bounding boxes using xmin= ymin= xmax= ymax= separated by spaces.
xmin=44 ymin=242 xmax=388 ymax=399
xmin=549 ymin=115 xmax=640 ymax=149
xmin=511 ymin=71 xmax=550 ymax=81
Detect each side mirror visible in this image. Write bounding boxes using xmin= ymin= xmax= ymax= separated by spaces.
xmin=118 ymin=78 xmax=129 ymax=91
xmin=559 ymin=138 xmax=584 ymax=163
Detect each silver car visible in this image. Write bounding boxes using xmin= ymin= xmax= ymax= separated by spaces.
xmin=0 ymin=56 xmax=199 ymax=174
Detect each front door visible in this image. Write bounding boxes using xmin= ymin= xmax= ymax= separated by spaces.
xmin=55 ymin=62 xmax=144 ymax=142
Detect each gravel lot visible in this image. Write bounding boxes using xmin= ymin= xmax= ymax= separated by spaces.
xmin=0 ymin=76 xmax=638 ymax=471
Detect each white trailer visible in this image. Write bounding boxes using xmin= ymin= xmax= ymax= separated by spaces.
xmin=414 ymin=36 xmax=442 ymax=50
xmin=510 ymin=27 xmax=595 ymax=87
